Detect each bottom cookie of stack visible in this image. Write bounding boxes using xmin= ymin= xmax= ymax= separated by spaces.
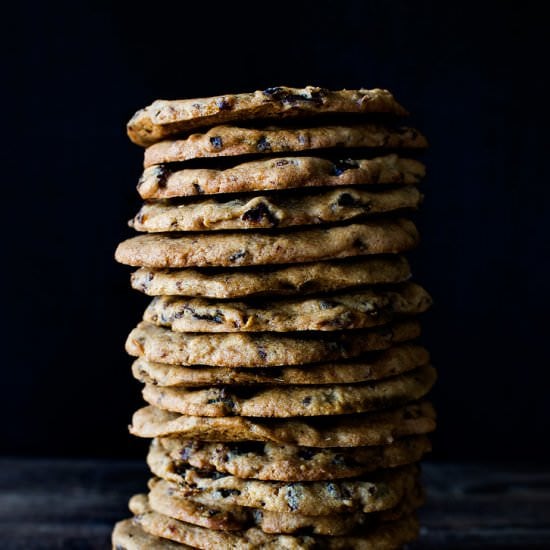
xmin=114 ymin=514 xmax=419 ymax=549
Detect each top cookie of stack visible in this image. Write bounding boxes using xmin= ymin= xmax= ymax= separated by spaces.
xmin=114 ymin=86 xmax=434 ymax=550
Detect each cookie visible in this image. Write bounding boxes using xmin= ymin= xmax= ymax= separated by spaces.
xmin=144 ymin=478 xmax=246 ymax=532
xmin=148 ymin=449 xmax=417 ymax=515
xmin=136 ymin=154 xmax=425 ymax=199
xmin=128 ymin=86 xmax=408 ymax=146
xmin=125 ymin=320 xmax=420 ymax=367
xmin=155 ymin=435 xmax=431 ymax=481
xmin=146 ymin=477 xmax=423 ymax=535
xmin=143 ymin=282 xmax=431 ymax=333
xmin=254 ymin=495 xmax=421 ymax=538
xmin=131 ymin=343 xmax=430 ymax=387
xmin=130 ymin=186 xmax=422 ymax=232
xmin=130 ymin=401 xmax=436 ymax=446
xmin=112 ymin=518 xmax=192 ymax=549
xmin=131 ymin=256 xmax=412 ymax=298
xmin=131 ymin=494 xmax=419 ymax=549
xmin=143 ymin=124 xmax=427 ymax=167
xmin=141 ymin=365 xmax=436 ymax=417
xmin=115 ymin=219 xmax=419 ymax=268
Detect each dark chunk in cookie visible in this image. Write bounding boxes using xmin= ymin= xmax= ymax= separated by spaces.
xmin=275 ymin=159 xmax=290 ymax=167
xmin=263 ymin=86 xmax=285 ymax=96
xmin=149 ymin=165 xmax=170 ymax=189
xmin=229 ymin=250 xmax=247 ymax=262
xmin=297 ymin=448 xmax=317 ymax=460
xmin=241 ymin=202 xmax=278 ymax=226
xmin=180 ymin=442 xmax=199 ymax=461
xmin=326 ymin=482 xmax=341 ymax=498
xmin=218 ymin=488 xmax=242 ymax=498
xmin=183 ymin=307 xmax=225 ymax=324
xmin=262 ymin=87 xmax=327 ymax=106
xmin=210 ymin=136 xmax=223 ymax=150
xmin=256 ymin=136 xmax=271 ymax=152
xmin=216 ymin=97 xmax=233 ymax=110
xmin=285 ymin=484 xmax=303 ymax=511
xmin=332 ymin=159 xmax=359 ymax=176
xmin=206 ymin=387 xmax=237 ymax=413
xmin=336 ymin=193 xmax=362 ymax=208
xmin=228 ymin=442 xmax=264 ymax=456
xmin=353 ymin=238 xmax=368 ymax=251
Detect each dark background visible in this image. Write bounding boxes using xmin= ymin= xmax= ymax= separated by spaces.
xmin=2 ymin=1 xmax=548 ymax=461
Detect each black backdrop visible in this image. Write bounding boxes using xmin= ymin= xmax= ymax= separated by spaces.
xmin=2 ymin=1 xmax=549 ymax=460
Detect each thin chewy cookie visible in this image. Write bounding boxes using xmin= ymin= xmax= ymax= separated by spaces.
xmin=136 ymin=154 xmax=425 ymax=199
xmin=143 ymin=282 xmax=431 ymax=333
xmin=131 ymin=495 xmax=420 ymax=549
xmin=141 ymin=366 xmax=437 ymax=417
xmin=143 ymin=124 xmax=428 ymax=166
xmin=148 ymin=454 xmax=417 ymax=515
xmin=131 ymin=256 xmax=412 ymax=298
xmin=130 ymin=401 xmax=436 ymax=446
xmin=131 ymin=344 xmax=430 ymax=387
xmin=131 ymin=186 xmax=422 ymax=232
xmin=155 ymin=435 xmax=431 ymax=481
xmin=115 ymin=219 xmax=419 ymax=268
xmin=125 ymin=320 xmax=421 ymax=367
xmin=146 ymin=477 xmax=424 ymax=535
xmin=128 ymin=86 xmax=408 ymax=146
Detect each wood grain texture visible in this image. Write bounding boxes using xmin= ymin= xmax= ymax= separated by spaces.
xmin=0 ymin=459 xmax=548 ymax=549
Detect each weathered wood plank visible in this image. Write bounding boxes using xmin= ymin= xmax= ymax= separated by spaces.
xmin=0 ymin=459 xmax=548 ymax=549
xmin=409 ymin=463 xmax=550 ymax=549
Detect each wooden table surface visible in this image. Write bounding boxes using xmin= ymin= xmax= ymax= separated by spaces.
xmin=0 ymin=459 xmax=548 ymax=549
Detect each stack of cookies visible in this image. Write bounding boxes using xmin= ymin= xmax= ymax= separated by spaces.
xmin=113 ymin=86 xmax=436 ymax=549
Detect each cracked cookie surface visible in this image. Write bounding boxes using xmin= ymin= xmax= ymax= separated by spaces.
xmin=131 ymin=494 xmax=419 ymax=549
xmin=146 ymin=450 xmax=418 ymax=515
xmin=115 ymin=219 xmax=418 ymax=268
xmin=126 ymin=320 xmax=420 ymax=367
xmin=131 ymin=186 xmax=421 ymax=232
xmin=145 ymin=476 xmax=423 ymax=535
xmin=130 ymin=401 xmax=436 ymax=446
xmin=127 ymin=86 xmax=408 ymax=146
xmin=143 ymin=282 xmax=431 ymax=333
xmin=131 ymin=343 xmax=429 ymax=387
xmin=136 ymin=154 xmax=424 ymax=199
xmin=141 ymin=366 xmax=436 ymax=417
xmin=154 ymin=435 xmax=431 ymax=481
xmin=143 ymin=124 xmax=427 ymax=166
xmin=131 ymin=256 xmax=411 ymax=299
